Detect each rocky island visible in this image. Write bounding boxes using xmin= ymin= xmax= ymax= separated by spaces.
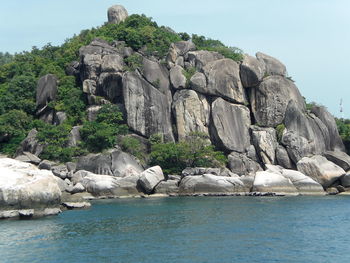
xmin=1 ymin=5 xmax=350 ymax=219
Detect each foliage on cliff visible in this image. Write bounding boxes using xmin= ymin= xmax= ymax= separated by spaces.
xmin=0 ymin=12 xmax=239 ymax=164
xmin=336 ymin=118 xmax=350 ymax=154
xmin=149 ymin=132 xmax=227 ymax=175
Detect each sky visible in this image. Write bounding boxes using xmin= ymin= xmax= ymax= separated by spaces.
xmin=0 ymin=0 xmax=349 ymax=117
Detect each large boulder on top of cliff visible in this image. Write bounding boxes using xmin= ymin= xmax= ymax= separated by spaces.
xmin=172 ymin=89 xmax=210 ymax=140
xmin=311 ymin=106 xmax=345 ymax=151
xmin=179 ymin=174 xmax=247 ymax=194
xmin=211 ymin=98 xmax=251 ymax=152
xmin=0 ymin=158 xmax=61 ymax=218
xmin=324 ymin=151 xmax=350 ymax=172
xmin=197 ymin=59 xmax=246 ymax=104
xmin=240 ymin=54 xmax=265 ymax=88
xmin=173 ymin=41 xmax=196 ymax=56
xmin=36 ymin=74 xmax=58 ymax=109
xmin=139 ymin=166 xmax=165 ymax=194
xmin=297 ymin=155 xmax=345 ymax=188
xmin=187 ymin=50 xmax=224 ymax=70
xmin=251 ymin=126 xmax=278 ymax=165
xmin=256 ymin=52 xmax=287 ymax=76
xmin=107 ymin=5 xmax=128 ymax=24
xmin=228 ymin=152 xmax=262 ymax=176
xmin=252 ymin=171 xmax=298 ymax=194
xmin=250 ymin=75 xmax=305 ymax=127
xmin=122 ymin=71 xmax=174 ymax=141
xmin=76 ymin=149 xmax=143 ymax=177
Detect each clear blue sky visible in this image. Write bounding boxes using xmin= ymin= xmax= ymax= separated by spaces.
xmin=1 ymin=0 xmax=349 ymax=117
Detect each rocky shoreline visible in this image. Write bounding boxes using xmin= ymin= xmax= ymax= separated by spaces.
xmin=2 ymin=150 xmax=350 ymax=220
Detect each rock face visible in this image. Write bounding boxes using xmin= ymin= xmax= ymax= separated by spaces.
xmin=251 ymin=127 xmax=278 ymax=165
xmin=198 ymin=59 xmax=246 ymax=104
xmin=154 ymin=180 xmax=179 ymax=194
xmin=139 ymin=166 xmax=165 ymax=194
xmin=211 ymin=98 xmax=251 ymax=152
xmin=15 ymin=129 xmax=44 ymax=157
xmin=240 ymin=54 xmax=265 ymax=88
xmin=107 ymin=5 xmax=128 ymax=24
xmin=256 ymin=52 xmax=287 ymax=76
xmin=76 ymin=149 xmax=143 ymax=177
xmin=252 ymin=171 xmax=298 ymax=194
xmin=179 ymin=174 xmax=247 ymax=194
xmin=123 ymin=72 xmax=174 ymax=141
xmin=0 ymin=158 xmax=61 ymax=218
xmin=187 ymin=50 xmax=223 ymax=70
xmin=250 ymin=76 xmax=305 ymax=127
xmin=170 ymin=65 xmax=186 ymax=89
xmin=297 ymin=155 xmax=345 ymax=188
xmin=324 ymin=151 xmax=350 ymax=171
xmin=72 ymin=170 xmax=141 ymax=197
xmin=228 ymin=152 xmax=262 ymax=176
xmin=172 ymin=89 xmax=210 ymax=140
xmin=36 ymin=74 xmax=58 ymax=109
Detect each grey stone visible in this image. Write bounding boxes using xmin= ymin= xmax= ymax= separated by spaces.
xmin=38 ymin=160 xmax=57 ymax=170
xmin=250 ymin=76 xmax=305 ymax=127
xmin=70 ymin=183 xmax=85 ymax=194
xmin=189 ymin=72 xmax=207 ymax=91
xmin=240 ymin=54 xmax=265 ymax=88
xmin=101 ymin=54 xmax=124 ymax=72
xmin=83 ymin=79 xmax=97 ymax=95
xmin=87 ymin=106 xmax=102 ymax=121
xmin=228 ymin=152 xmax=262 ymax=176
xmin=0 ymin=158 xmax=61 ymax=212
xmin=15 ymin=152 xmax=41 ymax=165
xmin=252 ymin=171 xmax=298 ymax=194
xmin=276 ymin=145 xmax=293 ymax=169
xmin=167 ymin=175 xmax=181 ymax=181
xmin=154 ymin=180 xmax=179 ymax=194
xmin=200 ymin=59 xmax=246 ymax=103
xmin=297 ymin=155 xmax=346 ymax=188
xmin=251 ymin=127 xmax=278 ymax=165
xmin=281 ymin=131 xmax=315 ymax=164
xmin=172 ymin=89 xmax=210 ymax=140
xmin=36 ymin=74 xmax=58 ymax=109
xmin=139 ymin=166 xmax=165 ymax=194
xmin=181 ymin=167 xmax=224 ymax=177
xmin=107 ymin=5 xmax=128 ymax=24
xmin=173 ymin=41 xmax=196 ymax=56
xmin=187 ymin=50 xmax=224 ymax=71
xmin=324 ymin=151 xmax=350 ymax=172
xmin=76 ymin=149 xmax=143 ymax=177
xmin=67 ymin=126 xmax=82 ymax=147
xmin=179 ymin=174 xmax=247 ymax=194
xmin=340 ymin=174 xmax=350 ymax=187
xmin=311 ymin=106 xmax=345 ymax=151
xmin=281 ymin=169 xmax=325 ymax=195
xmin=53 ymin=111 xmax=67 ymax=125
xmin=170 ymin=65 xmax=186 ymax=89
xmin=97 ymin=72 xmax=123 ymax=103
xmin=256 ymin=52 xmax=287 ymax=76
xmin=122 ymin=72 xmax=174 ymax=141
xmin=15 ymin=129 xmax=44 ymax=157
xmin=52 ymin=165 xmax=69 ymax=179
xmin=211 ymin=98 xmax=251 ymax=152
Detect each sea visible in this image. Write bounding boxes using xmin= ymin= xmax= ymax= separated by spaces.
xmin=1 ymin=196 xmax=350 ymax=263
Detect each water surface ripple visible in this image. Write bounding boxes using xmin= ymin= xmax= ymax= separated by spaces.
xmin=1 ymin=196 xmax=350 ymax=263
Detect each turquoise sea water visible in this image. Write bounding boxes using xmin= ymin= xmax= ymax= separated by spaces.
xmin=1 ymin=196 xmax=350 ymax=263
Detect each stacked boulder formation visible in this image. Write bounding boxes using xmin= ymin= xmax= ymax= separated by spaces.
xmin=3 ymin=5 xmax=350 ymax=219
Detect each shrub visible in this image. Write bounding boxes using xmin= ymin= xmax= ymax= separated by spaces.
xmin=123 ymin=54 xmax=143 ymax=71
xmin=150 ymin=132 xmax=227 ymax=175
